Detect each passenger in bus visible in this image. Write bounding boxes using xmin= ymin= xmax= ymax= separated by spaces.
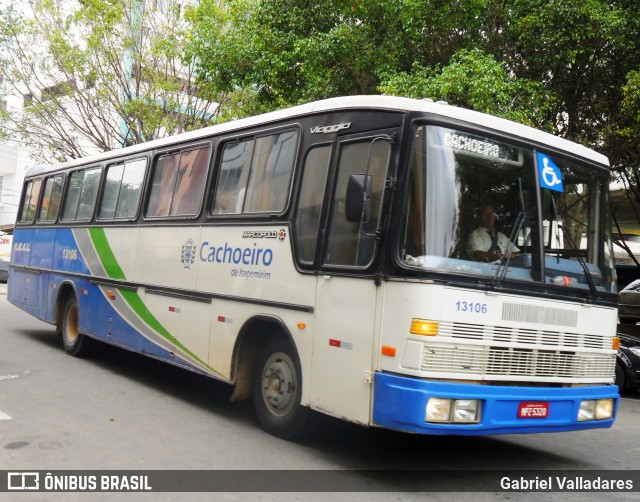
xmin=468 ymin=205 xmax=520 ymax=262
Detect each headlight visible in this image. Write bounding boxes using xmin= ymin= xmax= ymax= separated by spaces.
xmin=426 ymin=398 xmax=480 ymax=423
xmin=578 ymin=399 xmax=614 ymax=421
xmin=578 ymin=400 xmax=596 ymax=421
xmin=595 ymin=399 xmax=614 ymax=420
xmin=425 ymin=398 xmax=451 ymax=422
xmin=453 ymin=399 xmax=480 ymax=423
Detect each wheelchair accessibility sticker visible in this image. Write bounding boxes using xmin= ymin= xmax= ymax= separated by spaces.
xmin=537 ymin=152 xmax=564 ymax=192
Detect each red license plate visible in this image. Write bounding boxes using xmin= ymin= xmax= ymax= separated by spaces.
xmin=518 ymin=402 xmax=549 ymax=419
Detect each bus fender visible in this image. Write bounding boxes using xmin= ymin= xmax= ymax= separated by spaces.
xmin=229 ymin=314 xmax=295 ymax=402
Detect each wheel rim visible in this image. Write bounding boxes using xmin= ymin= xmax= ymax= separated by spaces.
xmin=260 ymin=351 xmax=297 ymax=417
xmin=65 ymin=303 xmax=79 ymax=344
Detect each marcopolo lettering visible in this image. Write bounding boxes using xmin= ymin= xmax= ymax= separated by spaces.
xmin=310 ymin=122 xmax=351 ymax=134
xmin=200 ymin=241 xmax=273 ymax=266
xmin=242 ymin=230 xmax=278 ymax=239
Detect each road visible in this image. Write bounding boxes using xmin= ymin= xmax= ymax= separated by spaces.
xmin=1 ymin=281 xmax=639 ymax=500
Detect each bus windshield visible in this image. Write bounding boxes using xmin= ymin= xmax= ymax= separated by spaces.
xmin=401 ymin=125 xmax=615 ymax=292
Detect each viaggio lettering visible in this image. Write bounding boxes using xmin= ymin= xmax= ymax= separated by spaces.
xmin=310 ymin=122 xmax=351 ymax=134
xmin=200 ymin=241 xmax=273 ymax=266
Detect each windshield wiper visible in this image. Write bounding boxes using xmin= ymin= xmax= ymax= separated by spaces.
xmin=493 ymin=177 xmax=527 ymax=284
xmin=493 ymin=210 xmax=526 ymax=284
xmin=550 ymin=194 xmax=598 ymax=298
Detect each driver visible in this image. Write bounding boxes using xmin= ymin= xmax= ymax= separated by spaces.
xmin=468 ymin=205 xmax=520 ymax=262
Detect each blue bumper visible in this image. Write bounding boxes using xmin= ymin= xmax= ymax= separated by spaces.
xmin=372 ymin=372 xmax=619 ymax=435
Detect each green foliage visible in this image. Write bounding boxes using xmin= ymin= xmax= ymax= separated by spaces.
xmin=380 ymin=49 xmax=556 ymax=127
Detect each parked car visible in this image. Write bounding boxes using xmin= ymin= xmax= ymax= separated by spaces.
xmin=618 ymin=279 xmax=640 ymax=324
xmin=0 ymin=233 xmax=11 ymax=283
xmin=616 ymin=326 xmax=640 ymax=392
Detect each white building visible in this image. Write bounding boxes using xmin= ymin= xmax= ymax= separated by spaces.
xmin=0 ymin=74 xmax=36 ymax=231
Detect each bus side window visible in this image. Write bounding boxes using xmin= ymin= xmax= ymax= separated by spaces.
xmin=212 ymin=130 xmax=298 ymax=215
xmin=170 ymin=147 xmax=210 ymax=216
xmin=18 ymin=179 xmax=43 ymax=224
xmin=212 ymin=140 xmax=254 ymax=215
xmin=63 ymin=167 xmax=101 ymax=221
xmin=76 ymin=168 xmax=101 ymax=220
xmin=99 ymin=159 xmax=146 ymax=220
xmin=244 ymin=131 xmax=297 ymax=213
xmin=147 ymin=153 xmax=180 ymax=217
xmin=294 ymin=145 xmax=331 ymax=264
xmin=37 ymin=174 xmax=65 ymax=223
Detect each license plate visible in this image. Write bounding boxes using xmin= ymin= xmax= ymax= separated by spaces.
xmin=518 ymin=402 xmax=549 ymax=419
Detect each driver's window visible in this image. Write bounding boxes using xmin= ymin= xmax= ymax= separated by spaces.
xmin=323 ymin=136 xmax=391 ymax=267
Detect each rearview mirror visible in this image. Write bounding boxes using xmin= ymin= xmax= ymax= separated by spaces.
xmin=346 ymin=174 xmax=372 ymax=223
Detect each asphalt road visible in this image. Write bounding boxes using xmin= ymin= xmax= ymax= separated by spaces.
xmin=1 ymin=281 xmax=639 ymax=501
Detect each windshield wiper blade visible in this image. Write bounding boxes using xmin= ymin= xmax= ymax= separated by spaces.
xmin=550 ymin=194 xmax=598 ymax=299
xmin=492 ymin=210 xmax=526 ymax=284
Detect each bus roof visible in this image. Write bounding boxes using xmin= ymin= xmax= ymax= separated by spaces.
xmin=33 ymin=95 xmax=609 ymax=173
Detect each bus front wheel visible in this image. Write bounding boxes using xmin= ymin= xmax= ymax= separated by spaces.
xmin=61 ymin=296 xmax=95 ymax=357
xmin=252 ymin=336 xmax=308 ymax=439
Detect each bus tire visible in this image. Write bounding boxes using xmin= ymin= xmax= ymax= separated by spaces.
xmin=252 ymin=336 xmax=308 ymax=439
xmin=61 ymin=296 xmax=95 ymax=357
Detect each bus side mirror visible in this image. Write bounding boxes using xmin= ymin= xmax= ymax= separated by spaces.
xmin=346 ymin=174 xmax=372 ymax=223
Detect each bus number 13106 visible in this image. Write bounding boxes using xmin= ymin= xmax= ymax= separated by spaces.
xmin=455 ymin=301 xmax=488 ymax=314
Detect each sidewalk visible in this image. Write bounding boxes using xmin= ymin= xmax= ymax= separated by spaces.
xmin=0 ymin=282 xmax=7 ymax=295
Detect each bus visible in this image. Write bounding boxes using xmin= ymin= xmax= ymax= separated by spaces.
xmin=8 ymin=95 xmax=619 ymax=438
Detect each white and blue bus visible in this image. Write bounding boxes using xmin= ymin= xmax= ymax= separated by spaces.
xmin=9 ymin=96 xmax=619 ymax=438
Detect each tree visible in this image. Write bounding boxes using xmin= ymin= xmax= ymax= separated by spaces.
xmin=379 ymin=48 xmax=555 ymax=127
xmin=0 ymin=0 xmax=219 ymax=163
xmin=187 ymin=0 xmax=550 ymax=123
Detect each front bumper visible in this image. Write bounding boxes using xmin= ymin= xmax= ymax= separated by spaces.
xmin=372 ymin=372 xmax=619 ymax=435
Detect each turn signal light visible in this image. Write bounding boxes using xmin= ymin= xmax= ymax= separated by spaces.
xmin=410 ymin=319 xmax=439 ymax=336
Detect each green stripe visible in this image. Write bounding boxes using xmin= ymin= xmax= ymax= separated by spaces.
xmin=88 ymin=227 xmax=126 ymax=279
xmin=87 ymin=227 xmax=216 ymax=374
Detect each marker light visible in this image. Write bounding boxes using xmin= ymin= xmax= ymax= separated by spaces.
xmin=612 ymin=337 xmax=620 ymax=350
xmin=381 ymin=346 xmax=397 ymax=357
xmin=410 ymin=319 xmax=439 ymax=336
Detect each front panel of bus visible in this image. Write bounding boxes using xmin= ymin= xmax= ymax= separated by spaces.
xmin=373 ymin=121 xmax=619 ymax=435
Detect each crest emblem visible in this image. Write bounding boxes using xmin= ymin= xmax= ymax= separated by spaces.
xmin=181 ymin=238 xmax=197 ymax=268
xmin=278 ymin=229 xmax=286 ymax=241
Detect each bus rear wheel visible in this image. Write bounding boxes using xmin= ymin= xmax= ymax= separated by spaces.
xmin=61 ymin=296 xmax=95 ymax=357
xmin=252 ymin=336 xmax=308 ymax=439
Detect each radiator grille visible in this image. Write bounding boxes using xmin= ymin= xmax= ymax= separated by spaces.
xmin=417 ymin=320 xmax=615 ymax=381
xmin=438 ymin=321 xmax=609 ymax=350
xmin=421 ymin=344 xmax=615 ymax=380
